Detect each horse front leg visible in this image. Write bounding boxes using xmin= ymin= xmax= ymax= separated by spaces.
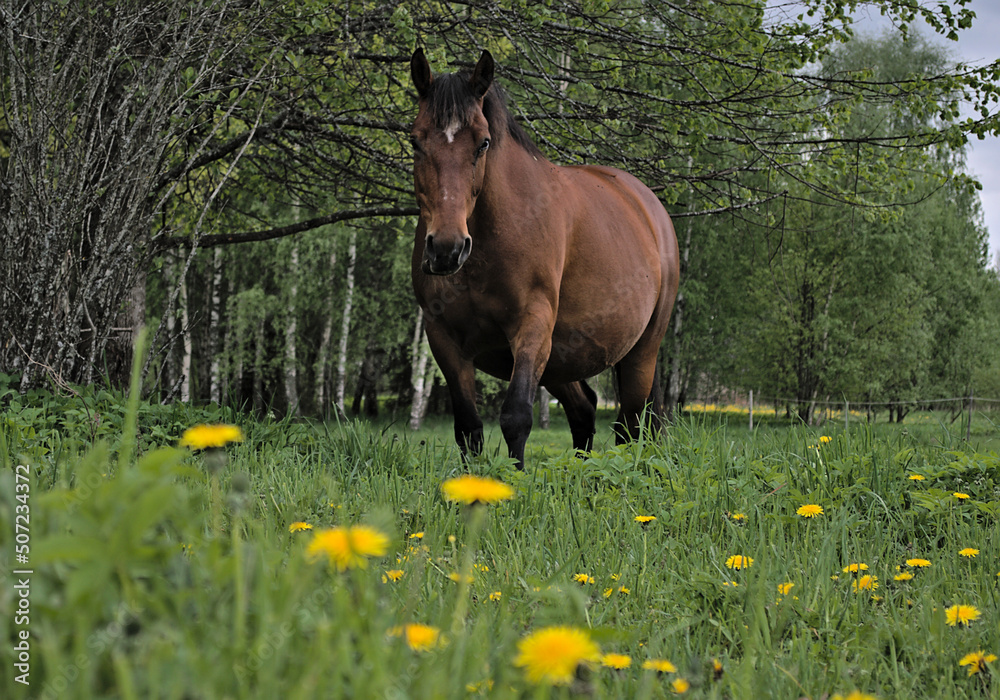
xmin=425 ymin=321 xmax=483 ymax=459
xmin=500 ymin=315 xmax=554 ymax=469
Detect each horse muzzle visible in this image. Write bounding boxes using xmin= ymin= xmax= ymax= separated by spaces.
xmin=422 ymin=233 xmax=472 ymax=275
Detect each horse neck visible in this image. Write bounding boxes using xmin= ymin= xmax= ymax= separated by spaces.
xmin=473 ymin=140 xmax=550 ymax=234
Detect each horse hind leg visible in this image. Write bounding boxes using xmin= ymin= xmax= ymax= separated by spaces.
xmin=544 ymin=379 xmax=598 ymax=454
xmin=613 ymin=346 xmax=662 ymax=445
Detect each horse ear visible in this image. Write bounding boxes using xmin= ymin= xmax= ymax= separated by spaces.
xmin=470 ymin=50 xmax=494 ymax=99
xmin=411 ymin=48 xmax=432 ymax=99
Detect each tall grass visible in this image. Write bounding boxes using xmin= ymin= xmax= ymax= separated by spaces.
xmin=1 ymin=388 xmax=998 ymax=698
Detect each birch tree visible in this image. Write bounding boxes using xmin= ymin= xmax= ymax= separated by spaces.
xmin=334 ymin=229 xmax=357 ymax=414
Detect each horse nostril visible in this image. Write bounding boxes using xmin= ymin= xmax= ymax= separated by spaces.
xmin=461 ymin=237 xmax=472 ymax=260
xmin=425 ymin=234 xmax=435 ymax=255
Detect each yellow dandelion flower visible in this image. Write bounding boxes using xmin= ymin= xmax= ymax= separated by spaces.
xmin=725 ymin=555 xmax=753 ymax=570
xmin=573 ymin=573 xmax=595 ymax=585
xmin=908 ymin=474 xmax=925 ymax=481
xmin=852 ymin=575 xmax=878 ymax=593
xmin=722 ymin=581 xmax=739 ymax=587
xmin=842 ymin=563 xmax=869 ymax=574
xmin=288 ymin=521 xmax=313 ymax=533
xmin=945 ymin=604 xmax=981 ymax=626
xmin=601 ymin=653 xmax=632 ymax=670
xmin=959 ymin=547 xmax=979 ymax=558
xmin=819 ymin=435 xmax=832 ymax=444
xmin=959 ymin=650 xmax=998 ymax=676
xmin=906 ymin=558 xmax=931 ymax=568
xmin=671 ymin=677 xmax=691 ymax=693
xmin=712 ymin=658 xmax=724 ymax=679
xmin=610 ymin=573 xmax=621 ymax=581
xmin=954 ymin=492 xmax=970 ymax=499
xmin=408 ymin=531 xmax=424 ymax=539
xmin=513 ymin=626 xmax=601 ymax=685
xmin=447 ymin=572 xmax=474 ymax=584
xmin=643 ymin=658 xmax=677 ymax=673
xmin=634 ymin=515 xmax=657 ymax=523
xmin=777 ymin=582 xmax=795 ymax=595
xmin=853 ymin=574 xmax=878 ymax=591
xmin=796 ymin=504 xmax=824 ymax=518
xmin=603 ymin=587 xmax=613 ymax=598
xmin=179 ymin=424 xmax=243 ymax=450
xmin=894 ymin=572 xmax=914 ymax=582
xmin=729 ymin=512 xmax=746 ymax=522
xmin=383 ymin=569 xmax=404 ymax=582
xmin=618 ymin=585 xmax=630 ymax=595
xmin=489 ymin=591 xmax=502 ymax=601
xmin=832 ymin=692 xmax=878 ymax=700
xmin=441 ymin=475 xmax=513 ymax=505
xmin=389 ymin=623 xmax=443 ymax=652
xmin=305 ymin=525 xmax=389 ymax=571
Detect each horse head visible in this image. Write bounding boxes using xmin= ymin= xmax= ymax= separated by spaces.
xmin=409 ymin=48 xmax=495 ymax=275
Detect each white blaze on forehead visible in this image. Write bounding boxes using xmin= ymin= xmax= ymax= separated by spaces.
xmin=444 ymin=118 xmax=461 ymax=144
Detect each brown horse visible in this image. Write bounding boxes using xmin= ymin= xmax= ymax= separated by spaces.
xmin=409 ymin=49 xmax=679 ymax=468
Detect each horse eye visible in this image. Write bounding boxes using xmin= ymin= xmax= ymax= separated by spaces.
xmin=475 ymin=138 xmax=490 ymax=159
xmin=410 ymin=137 xmax=423 ymax=154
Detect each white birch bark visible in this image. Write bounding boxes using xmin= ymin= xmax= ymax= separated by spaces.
xmin=208 ymin=246 xmax=223 ymax=403
xmin=409 ymin=307 xmax=434 ymax=430
xmin=163 ymin=254 xmax=177 ymax=392
xmin=283 ymin=239 xmax=300 ymax=415
xmin=313 ymin=244 xmax=338 ymax=412
xmin=179 ymin=273 xmax=192 ymax=402
xmin=334 ymin=228 xmax=357 ymax=414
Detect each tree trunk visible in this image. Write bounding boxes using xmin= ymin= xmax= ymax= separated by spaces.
xmin=335 ymin=228 xmax=357 ymax=415
xmin=220 ymin=272 xmax=235 ymax=405
xmin=283 ymin=239 xmax=300 ymax=416
xmin=163 ymin=254 xmax=177 ymax=395
xmin=409 ymin=308 xmax=434 ymax=430
xmin=313 ymin=245 xmax=338 ymax=415
xmin=538 ymin=387 xmax=551 ymax=429
xmin=665 ymin=211 xmax=692 ymax=421
xmin=208 ymin=246 xmax=224 ymax=403
xmin=179 ymin=273 xmax=192 ymax=403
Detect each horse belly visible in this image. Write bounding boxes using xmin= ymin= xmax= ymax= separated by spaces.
xmin=543 ymin=305 xmax=650 ymax=383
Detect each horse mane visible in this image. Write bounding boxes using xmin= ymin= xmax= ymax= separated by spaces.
xmin=424 ymin=70 xmax=543 ymax=157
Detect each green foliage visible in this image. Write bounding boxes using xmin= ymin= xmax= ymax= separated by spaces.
xmin=2 ymin=385 xmax=999 ymax=698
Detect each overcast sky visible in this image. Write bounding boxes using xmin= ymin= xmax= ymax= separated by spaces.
xmin=853 ymin=1 xmax=1000 ymax=264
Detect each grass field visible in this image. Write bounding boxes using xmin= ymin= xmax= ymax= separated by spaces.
xmin=2 ymin=384 xmax=999 ymax=699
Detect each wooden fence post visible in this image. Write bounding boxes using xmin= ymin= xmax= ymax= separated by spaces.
xmin=966 ymin=389 xmax=974 ymax=442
